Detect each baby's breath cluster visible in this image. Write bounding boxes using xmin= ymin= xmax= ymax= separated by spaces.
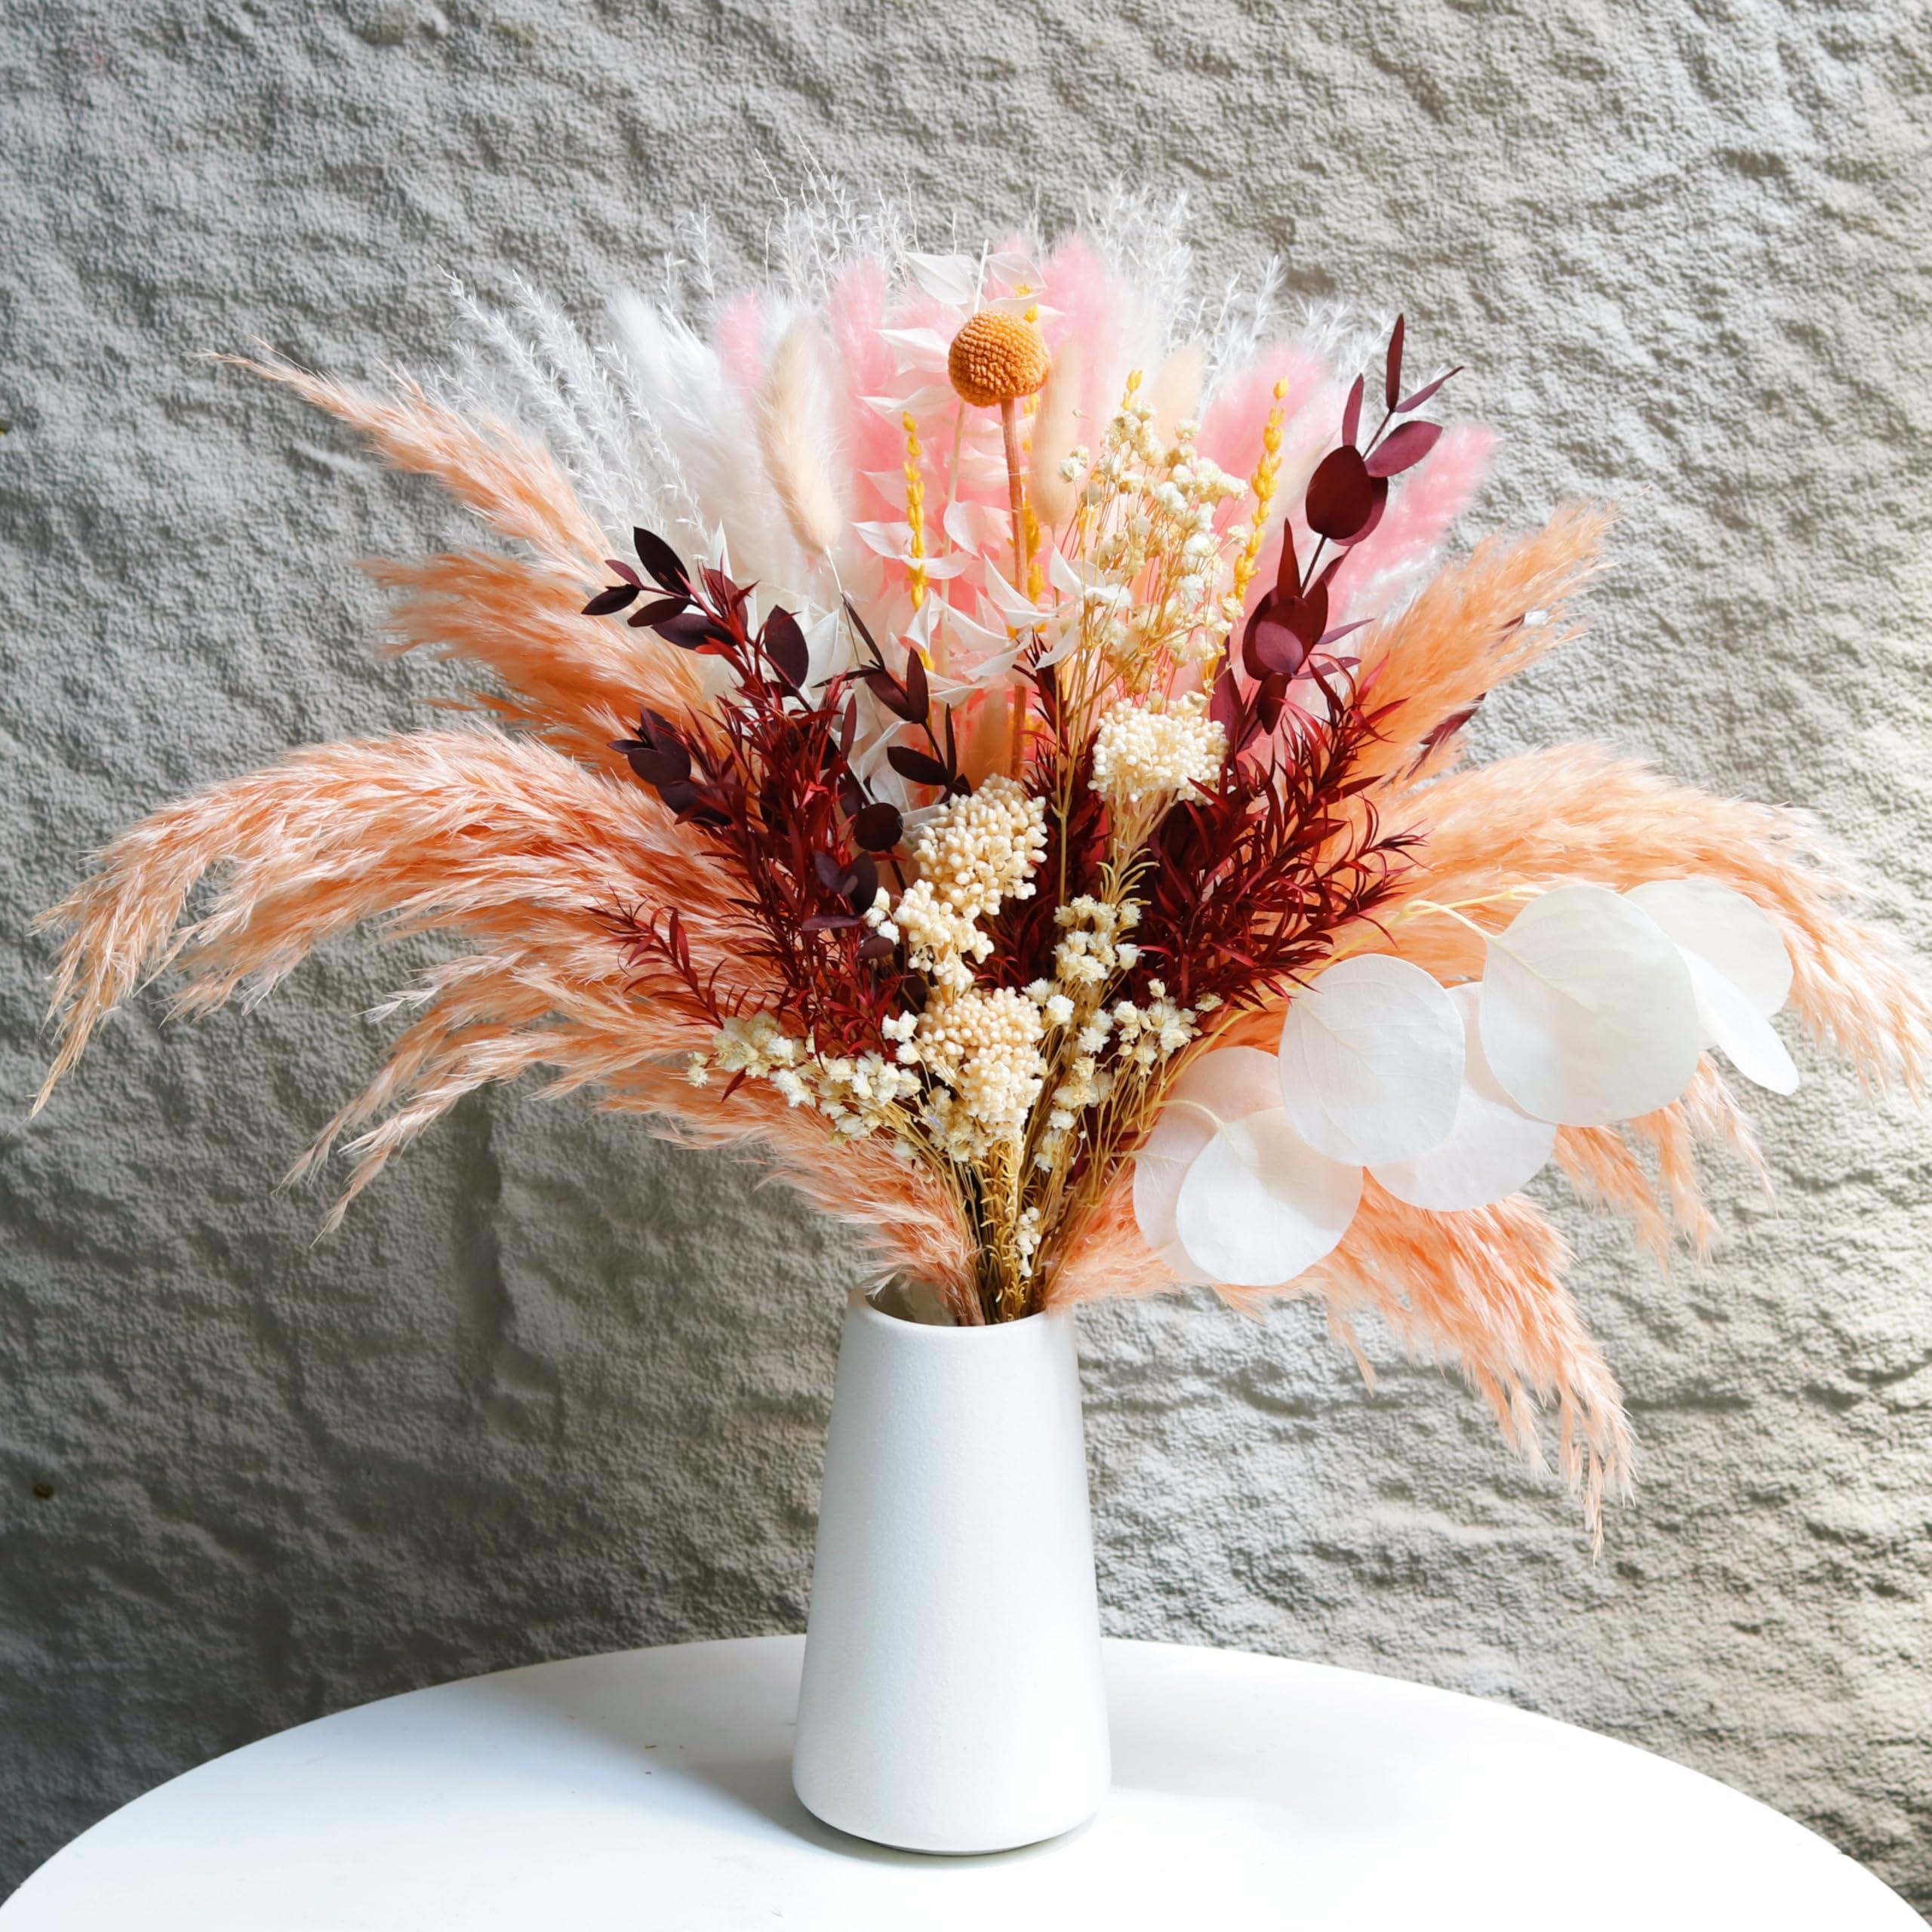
xmin=1048 ymin=894 xmax=1142 ymax=995
xmin=1017 ymin=897 xmax=1217 ymax=1174
xmin=1062 ymin=392 xmax=1249 ymax=686
xmin=688 ymin=1014 xmax=921 ymax=1145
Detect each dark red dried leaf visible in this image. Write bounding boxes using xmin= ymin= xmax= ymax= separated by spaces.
xmin=622 ymin=742 xmax=691 ymax=788
xmin=1275 ymin=523 xmax=1300 ymax=596
xmin=872 ymin=661 xmax=928 ymax=724
xmin=1208 ymin=666 xmax=1241 ymax=738
xmin=763 ymin=608 xmax=809 ymax=690
xmin=632 ymin=528 xmax=690 ymax=592
xmin=626 ymin=595 xmax=689 ymax=630
xmin=1305 ymin=445 xmax=1377 ymax=541
xmin=852 ymin=801 xmax=903 ymax=851
xmin=1420 ymin=699 xmax=1482 ymax=754
xmin=1365 ymin=420 xmax=1442 ymax=478
xmin=654 ymin=611 xmax=728 ymax=650
xmin=603 ymin=560 xmax=644 ymax=587
xmin=901 ymin=645 xmax=930 ymax=724
xmin=1284 ymin=583 xmax=1329 ymax=645
xmin=857 ymin=933 xmax=897 ymax=962
xmin=841 ymin=595 xmax=882 ymax=666
xmin=1317 ymin=619 xmax=1371 ymax=649
xmin=1395 ymin=367 xmax=1461 ymax=413
xmin=1244 ymin=617 xmax=1307 ymax=680
xmin=888 ymin=745 xmax=951 ymax=788
xmin=800 ymin=912 xmax=862 ymax=933
xmin=1335 ymin=480 xmax=1388 ymax=548
xmin=582 ymin=583 xmax=641 ymax=617
xmin=1384 ymin=315 xmax=1404 ymax=412
xmin=1340 ymin=374 xmax=1364 ymax=449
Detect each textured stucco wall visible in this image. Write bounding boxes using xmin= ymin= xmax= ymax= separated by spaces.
xmin=2 ymin=0 xmax=1928 ymax=1909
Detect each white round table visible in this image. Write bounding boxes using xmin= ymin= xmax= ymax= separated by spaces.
xmin=5 ymin=1636 xmax=1917 ymax=1929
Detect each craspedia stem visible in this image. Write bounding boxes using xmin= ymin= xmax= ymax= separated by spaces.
xmin=999 ymin=398 xmax=1028 ymax=589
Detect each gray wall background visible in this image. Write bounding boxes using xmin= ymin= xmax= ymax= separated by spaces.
xmin=2 ymin=0 xmax=1928 ymax=1909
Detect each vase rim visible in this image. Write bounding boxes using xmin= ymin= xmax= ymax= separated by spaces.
xmin=849 ymin=1280 xmax=1065 ymax=1337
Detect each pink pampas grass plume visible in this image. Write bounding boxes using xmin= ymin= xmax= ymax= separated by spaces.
xmin=1331 ymin=422 xmax=1495 ymax=623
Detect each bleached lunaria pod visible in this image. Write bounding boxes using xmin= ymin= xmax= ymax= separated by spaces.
xmin=1478 ymin=884 xmax=1703 ymax=1128
xmin=1277 ymin=953 xmax=1465 ymax=1164
xmin=1371 ymin=986 xmax=1558 ymax=1212
xmin=1626 ymin=878 xmax=1798 ymax=1095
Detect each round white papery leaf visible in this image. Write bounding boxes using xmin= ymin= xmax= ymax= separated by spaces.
xmin=1174 ymin=1109 xmax=1361 ymax=1288
xmin=1277 ymin=955 xmax=1465 ymax=1164
xmin=1133 ymin=1109 xmax=1214 ymax=1253
xmin=1479 ymin=884 xmax=1703 ymax=1127
xmin=1626 ymin=878 xmax=1792 ymax=1017
xmin=1132 ymin=1047 xmax=1289 ymax=1251
xmin=1169 ymin=1045 xmax=1287 ymax=1119
xmin=1158 ymin=1238 xmax=1202 ymax=1283
xmin=1681 ymin=947 xmax=1800 ymax=1094
xmin=1370 ymin=985 xmax=1558 ymax=1210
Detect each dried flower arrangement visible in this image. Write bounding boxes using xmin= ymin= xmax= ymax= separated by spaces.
xmin=37 ymin=196 xmax=1927 ymax=1530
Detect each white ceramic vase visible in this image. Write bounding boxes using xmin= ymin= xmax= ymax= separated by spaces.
xmin=791 ymin=1284 xmax=1111 ymax=1854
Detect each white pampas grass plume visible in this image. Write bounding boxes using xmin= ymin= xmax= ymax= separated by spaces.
xmin=757 ymin=313 xmax=844 ymax=561
xmin=1029 ymin=339 xmax=1084 ymax=528
xmin=606 ymin=291 xmax=801 ymax=598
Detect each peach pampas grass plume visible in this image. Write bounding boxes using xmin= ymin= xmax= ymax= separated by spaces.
xmin=371 ymin=549 xmax=706 ymax=761
xmin=213 ymin=352 xmax=608 ymax=575
xmin=31 ymin=724 xmax=970 ymax=1288
xmin=1349 ymin=502 xmax=1612 ymax=786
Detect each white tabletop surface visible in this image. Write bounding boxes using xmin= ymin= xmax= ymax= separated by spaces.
xmin=5 ymin=1635 xmax=1918 ymax=1930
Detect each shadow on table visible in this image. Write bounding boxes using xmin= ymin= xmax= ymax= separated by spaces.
xmin=451 ymin=1663 xmax=1088 ymax=1871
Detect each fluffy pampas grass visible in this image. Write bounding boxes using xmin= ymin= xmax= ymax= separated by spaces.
xmin=215 ymin=353 xmax=608 ymax=575
xmin=35 ymin=206 xmax=1927 ymax=1529
xmin=756 ymin=314 xmax=846 ymax=563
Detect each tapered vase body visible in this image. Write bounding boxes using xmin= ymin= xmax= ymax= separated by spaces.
xmin=792 ymin=1288 xmax=1110 ymax=1854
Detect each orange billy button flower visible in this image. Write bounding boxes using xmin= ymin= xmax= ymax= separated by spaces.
xmin=949 ymin=312 xmax=1054 ymax=779
xmin=946 ymin=309 xmax=1051 ymax=408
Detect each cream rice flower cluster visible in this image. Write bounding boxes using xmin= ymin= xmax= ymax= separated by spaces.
xmin=1091 ymin=691 xmax=1228 ymax=807
xmin=895 ymin=986 xmax=1047 ymax=1159
xmin=886 ymin=775 xmax=1048 ymax=993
